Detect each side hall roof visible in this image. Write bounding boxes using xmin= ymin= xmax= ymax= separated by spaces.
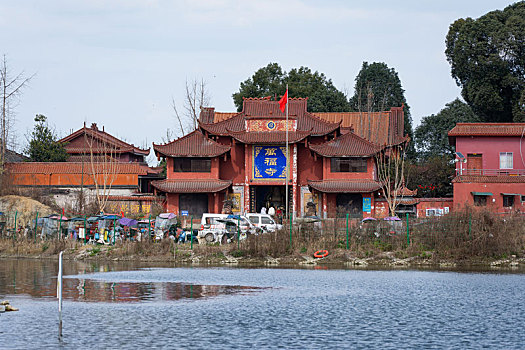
xmin=153 ymin=130 xmax=230 ymax=158
xmin=308 ymin=179 xmax=381 ymax=193
xmin=309 ymin=132 xmax=381 ymax=157
xmin=448 ymin=123 xmax=525 ymax=144
xmin=6 ymin=162 xmax=149 ymax=175
xmin=151 ymin=179 xmax=232 ymax=193
xmin=60 ymin=123 xmax=149 ymax=155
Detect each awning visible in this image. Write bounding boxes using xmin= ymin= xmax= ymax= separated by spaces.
xmin=471 ymin=192 xmax=493 ymax=196
xmin=501 ymin=193 xmax=522 ymax=196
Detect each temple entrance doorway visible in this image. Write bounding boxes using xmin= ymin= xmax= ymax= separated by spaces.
xmin=336 ymin=193 xmax=362 ymax=218
xmin=250 ymin=185 xmax=292 ymax=214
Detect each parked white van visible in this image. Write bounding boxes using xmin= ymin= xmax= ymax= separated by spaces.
xmin=245 ymin=214 xmax=282 ymax=232
xmin=198 ymin=213 xmax=256 ymax=243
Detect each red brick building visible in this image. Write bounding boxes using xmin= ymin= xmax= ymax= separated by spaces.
xmin=152 ymin=97 xmax=406 ymax=218
xmin=6 ymin=123 xmax=162 ymax=214
xmin=449 ymin=123 xmax=525 ymax=213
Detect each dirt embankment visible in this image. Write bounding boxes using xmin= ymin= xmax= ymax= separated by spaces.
xmin=1 ymin=239 xmax=524 ymax=270
xmin=0 ymin=195 xmax=54 ymax=227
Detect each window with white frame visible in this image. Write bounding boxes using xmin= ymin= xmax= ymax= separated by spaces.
xmin=499 ymin=152 xmax=513 ymax=169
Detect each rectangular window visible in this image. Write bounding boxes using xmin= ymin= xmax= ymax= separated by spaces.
xmin=503 ymin=195 xmax=514 ymax=208
xmin=473 ymin=195 xmax=487 ymax=206
xmin=173 ymin=158 xmax=211 ymax=172
xmin=499 ymin=152 xmax=513 ymax=169
xmin=330 ymin=158 xmax=367 ymax=173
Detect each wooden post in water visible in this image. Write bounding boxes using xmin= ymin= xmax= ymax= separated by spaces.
xmin=14 ymin=211 xmax=17 ymax=241
xmin=57 ymin=251 xmax=63 ymax=339
xmin=34 ymin=211 xmax=39 ymax=244
xmin=346 ymin=213 xmax=349 ymax=250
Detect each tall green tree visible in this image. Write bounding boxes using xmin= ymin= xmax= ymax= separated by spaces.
xmin=232 ymin=63 xmax=350 ymax=113
xmin=415 ymin=99 xmax=481 ymax=160
xmin=445 ymin=2 xmax=525 ymax=122
xmin=348 ymin=62 xmax=413 ymax=140
xmin=25 ymin=114 xmax=68 ymax=162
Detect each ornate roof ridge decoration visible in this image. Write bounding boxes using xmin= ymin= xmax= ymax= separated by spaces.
xmin=153 ymin=130 xmax=230 ymax=158
xmin=307 ymin=179 xmax=381 ymax=193
xmin=59 ymin=123 xmax=150 ymax=155
xmin=227 ymin=129 xmax=312 ymax=144
xmin=448 ymin=123 xmax=525 ymax=137
xmin=394 ymin=184 xmax=418 ymax=197
xmin=199 ymin=99 xmax=340 ymax=137
xmin=309 ymin=131 xmax=381 ymax=157
xmin=151 ymin=179 xmax=232 ymax=193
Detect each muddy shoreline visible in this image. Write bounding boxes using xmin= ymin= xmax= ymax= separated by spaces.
xmin=2 ymin=243 xmax=524 ymax=272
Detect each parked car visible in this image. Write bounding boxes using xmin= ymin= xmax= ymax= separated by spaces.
xmin=245 ymin=213 xmax=282 ymax=232
xmin=198 ymin=213 xmax=257 ymax=243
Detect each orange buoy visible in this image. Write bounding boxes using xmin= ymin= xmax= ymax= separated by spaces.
xmin=313 ymin=250 xmax=329 ymax=258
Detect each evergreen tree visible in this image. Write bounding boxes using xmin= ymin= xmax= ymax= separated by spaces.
xmin=25 ymin=114 xmax=68 ymax=162
xmin=232 ymin=63 xmax=350 ymax=113
xmin=415 ymin=99 xmax=481 ymax=160
xmin=446 ymin=2 xmax=525 ymax=122
xmin=348 ymin=62 xmax=413 ymax=156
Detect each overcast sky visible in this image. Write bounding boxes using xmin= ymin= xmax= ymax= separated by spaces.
xmin=0 ymin=0 xmax=517 ymax=161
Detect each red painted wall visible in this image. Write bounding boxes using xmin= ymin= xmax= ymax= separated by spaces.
xmin=166 ymin=157 xmax=220 ymax=180
xmin=455 ymin=136 xmax=525 ymax=172
xmin=322 ymin=157 xmax=375 ymax=180
xmin=297 ymin=143 xmax=322 ymax=185
xmin=454 ymin=183 xmax=525 ymax=212
xmin=219 ymin=141 xmax=245 ymax=184
xmin=416 ymin=199 xmax=453 ymax=217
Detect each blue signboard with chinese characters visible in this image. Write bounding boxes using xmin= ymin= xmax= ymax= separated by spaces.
xmin=253 ymin=146 xmax=288 ymax=180
xmin=362 ymin=197 xmax=371 ymax=212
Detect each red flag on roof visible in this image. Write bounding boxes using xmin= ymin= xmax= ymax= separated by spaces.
xmin=278 ymin=89 xmax=288 ymax=112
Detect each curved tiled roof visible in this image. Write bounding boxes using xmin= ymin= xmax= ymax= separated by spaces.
xmin=151 ymin=179 xmax=232 ymax=193
xmin=199 ymin=113 xmax=246 ymax=136
xmin=309 ymin=132 xmax=380 ymax=157
xmin=6 ymin=162 xmax=148 ymax=175
xmin=229 ymin=130 xmax=311 ymax=144
xmin=307 ymin=180 xmax=381 ymax=193
xmin=448 ymin=123 xmax=525 ymax=137
xmin=199 ymin=98 xmax=340 ymax=137
xmin=243 ymin=97 xmax=308 ymax=117
xmin=452 ymin=175 xmax=525 ymax=183
xmin=60 ymin=124 xmax=150 ymax=155
xmin=153 ymin=130 xmax=230 ymax=158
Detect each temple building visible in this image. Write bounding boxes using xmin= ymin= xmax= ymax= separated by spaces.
xmin=152 ymin=97 xmax=407 ymax=218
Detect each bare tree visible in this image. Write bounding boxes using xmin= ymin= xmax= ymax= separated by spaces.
xmin=86 ymin=131 xmax=119 ymax=213
xmin=356 ymin=81 xmax=408 ymax=216
xmin=0 ymin=55 xmax=34 ymax=170
xmin=376 ymin=140 xmax=409 ymax=216
xmin=171 ymin=78 xmax=210 ymax=136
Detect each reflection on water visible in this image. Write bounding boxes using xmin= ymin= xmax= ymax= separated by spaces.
xmin=0 ymin=259 xmax=262 ymax=302
xmin=62 ymin=280 xmax=259 ymax=302
xmin=1 ymin=258 xmax=524 ymax=349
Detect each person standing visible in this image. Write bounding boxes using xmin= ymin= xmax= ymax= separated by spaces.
xmin=268 ymin=205 xmax=275 ymax=217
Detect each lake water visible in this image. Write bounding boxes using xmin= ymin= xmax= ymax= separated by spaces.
xmin=0 ymin=259 xmax=524 ymax=349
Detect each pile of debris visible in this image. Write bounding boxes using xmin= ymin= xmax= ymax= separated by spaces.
xmin=1 ymin=300 xmax=18 ymax=312
xmin=0 ymin=195 xmax=54 ymax=226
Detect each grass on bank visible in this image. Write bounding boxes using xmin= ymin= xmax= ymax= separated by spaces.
xmin=0 ymin=209 xmax=523 ymax=263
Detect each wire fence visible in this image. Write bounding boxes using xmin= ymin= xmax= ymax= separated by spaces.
xmin=0 ymin=209 xmax=523 ymax=257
